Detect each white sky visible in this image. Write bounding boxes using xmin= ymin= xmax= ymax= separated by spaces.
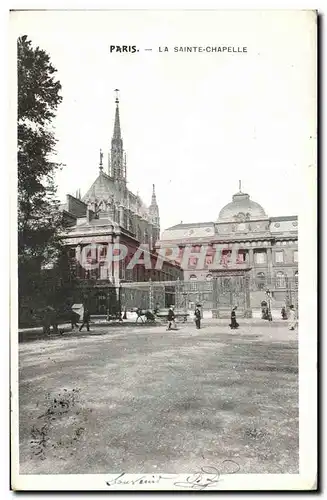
xmin=11 ymin=10 xmax=316 ymax=231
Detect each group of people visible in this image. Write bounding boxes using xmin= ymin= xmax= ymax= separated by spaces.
xmin=42 ymin=301 xmax=297 ymax=335
xmin=166 ymin=304 xmax=202 ymax=330
xmin=166 ymin=304 xmax=240 ymax=331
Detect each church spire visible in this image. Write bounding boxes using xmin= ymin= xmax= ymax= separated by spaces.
xmin=113 ymin=89 xmax=121 ymax=139
xmin=149 ymin=183 xmax=160 ymax=228
xmin=151 ymin=184 xmax=157 ymax=205
xmin=109 ymin=89 xmax=126 ymax=182
xmin=99 ymin=148 xmax=103 ymax=172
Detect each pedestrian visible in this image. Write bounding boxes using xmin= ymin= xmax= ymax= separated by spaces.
xmin=281 ymin=306 xmax=287 ymax=320
xmin=229 ymin=306 xmax=239 ymax=330
xmin=167 ymin=306 xmax=176 ymax=330
xmin=79 ymin=308 xmax=91 ymax=332
xmin=70 ymin=309 xmax=80 ymax=331
xmin=194 ymin=305 xmax=201 ymax=329
xmin=135 ymin=307 xmax=144 ymax=323
xmin=288 ymin=305 xmax=296 ymax=330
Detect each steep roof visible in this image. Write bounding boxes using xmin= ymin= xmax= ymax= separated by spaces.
xmin=82 ymin=171 xmax=119 ymax=201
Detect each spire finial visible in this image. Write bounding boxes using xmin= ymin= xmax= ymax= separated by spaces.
xmin=113 ymin=91 xmax=121 ymax=139
xmin=239 ymin=180 xmax=242 ymax=192
xmin=99 ymin=148 xmax=103 ymax=171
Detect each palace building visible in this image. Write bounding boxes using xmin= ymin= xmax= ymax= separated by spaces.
xmin=60 ymin=93 xmax=182 ymax=314
xmin=156 ymin=184 xmax=298 ymax=315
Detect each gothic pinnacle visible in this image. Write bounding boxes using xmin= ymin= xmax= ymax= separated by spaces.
xmin=99 ymin=148 xmax=103 ymax=171
xmin=113 ymin=89 xmax=121 ymax=139
xmin=151 ymin=184 xmax=157 ymax=205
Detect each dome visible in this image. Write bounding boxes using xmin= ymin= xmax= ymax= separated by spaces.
xmin=218 ymin=191 xmax=267 ymax=222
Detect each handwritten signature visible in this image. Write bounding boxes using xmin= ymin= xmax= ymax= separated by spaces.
xmin=106 ymin=460 xmax=240 ymax=490
xmin=106 ymin=473 xmax=175 ymax=487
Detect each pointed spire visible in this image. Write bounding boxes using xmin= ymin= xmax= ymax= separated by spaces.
xmin=151 ymin=184 xmax=157 ymax=205
xmin=239 ymin=180 xmax=242 ymax=192
xmin=113 ymin=89 xmax=121 ymax=139
xmin=99 ymin=148 xmax=103 ymax=172
xmin=110 ymin=89 xmax=126 ymax=182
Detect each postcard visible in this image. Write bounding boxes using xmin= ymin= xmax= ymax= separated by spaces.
xmin=10 ymin=9 xmax=317 ymax=491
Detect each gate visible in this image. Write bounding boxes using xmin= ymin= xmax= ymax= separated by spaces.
xmin=212 ymin=273 xmax=251 ymax=318
xmin=121 ymin=281 xmax=174 ymax=311
xmin=118 ymin=274 xmax=297 ymax=318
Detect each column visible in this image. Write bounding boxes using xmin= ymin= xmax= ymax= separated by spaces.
xmin=113 ymin=236 xmax=120 ymax=286
xmin=75 ymin=245 xmax=81 ymax=277
xmin=244 ymin=273 xmax=252 ymax=318
xmin=212 ymin=277 xmax=218 ymax=319
xmin=248 ymin=248 xmax=254 ymax=266
xmin=148 ymin=278 xmax=153 ymax=310
xmin=267 ymin=247 xmax=273 ymax=285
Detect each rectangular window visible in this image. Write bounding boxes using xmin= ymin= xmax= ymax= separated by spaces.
xmin=293 ymin=251 xmax=298 ymax=263
xmin=255 ymin=251 xmax=266 ymax=264
xmin=275 ymin=251 xmax=284 ymax=263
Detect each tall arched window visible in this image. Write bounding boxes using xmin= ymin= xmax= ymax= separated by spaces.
xmin=189 ymin=274 xmax=198 ymax=291
xmin=206 ymin=273 xmax=213 ymax=291
xmin=276 ymin=271 xmax=286 ymax=289
xmin=256 ymin=272 xmax=266 ymax=290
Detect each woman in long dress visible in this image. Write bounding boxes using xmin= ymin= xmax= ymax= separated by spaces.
xmin=230 ymin=306 xmax=239 ymax=329
xmin=288 ymin=305 xmax=297 ymax=330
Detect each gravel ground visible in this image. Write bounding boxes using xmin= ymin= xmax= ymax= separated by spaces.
xmin=18 ymin=321 xmax=298 ymax=474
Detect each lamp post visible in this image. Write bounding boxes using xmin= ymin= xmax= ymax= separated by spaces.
xmin=182 ymin=291 xmax=188 ymax=322
xmin=265 ymin=289 xmax=272 ymax=322
xmin=118 ymin=282 xmax=122 ymax=320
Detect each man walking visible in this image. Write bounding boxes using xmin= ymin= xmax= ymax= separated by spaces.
xmin=79 ymin=308 xmax=91 ymax=332
xmin=167 ymin=306 xmax=176 ymax=330
xmin=194 ymin=305 xmax=201 ymax=329
xmin=135 ymin=307 xmax=144 ymax=323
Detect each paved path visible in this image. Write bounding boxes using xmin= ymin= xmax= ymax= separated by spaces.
xmin=18 ymin=321 xmax=298 ymax=474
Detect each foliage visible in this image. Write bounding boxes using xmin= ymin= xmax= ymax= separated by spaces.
xmin=17 ymin=36 xmax=69 ymax=321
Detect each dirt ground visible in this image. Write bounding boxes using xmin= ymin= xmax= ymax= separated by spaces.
xmin=18 ymin=321 xmax=298 ymax=474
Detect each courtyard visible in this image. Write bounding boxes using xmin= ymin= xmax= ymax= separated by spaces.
xmin=18 ymin=320 xmax=298 ymax=475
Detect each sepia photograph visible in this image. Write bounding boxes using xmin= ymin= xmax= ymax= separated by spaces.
xmin=10 ymin=9 xmax=317 ymax=491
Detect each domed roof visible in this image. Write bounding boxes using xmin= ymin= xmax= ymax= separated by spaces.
xmin=218 ymin=191 xmax=267 ymax=222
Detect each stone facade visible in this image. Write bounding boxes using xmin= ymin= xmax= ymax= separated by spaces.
xmin=59 ymin=95 xmax=182 ymax=313
xmin=157 ymin=189 xmax=298 ymax=311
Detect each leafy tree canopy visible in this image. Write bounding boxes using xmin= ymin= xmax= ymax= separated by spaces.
xmin=18 ymin=35 xmax=63 ymax=264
